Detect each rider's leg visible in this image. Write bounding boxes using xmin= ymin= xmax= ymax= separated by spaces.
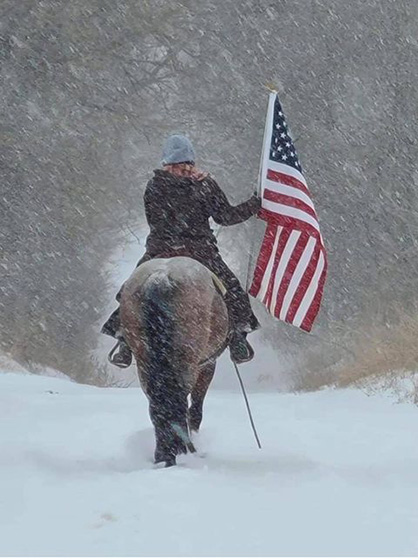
xmin=198 ymin=250 xmax=260 ymax=363
xmin=101 ymin=307 xmax=132 ymax=368
xmin=101 ymin=252 xmax=154 ymax=368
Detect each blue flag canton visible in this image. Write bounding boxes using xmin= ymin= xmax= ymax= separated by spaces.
xmin=269 ymin=95 xmax=303 ymax=173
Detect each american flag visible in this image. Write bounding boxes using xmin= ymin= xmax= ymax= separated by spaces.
xmin=249 ymin=91 xmax=327 ymax=332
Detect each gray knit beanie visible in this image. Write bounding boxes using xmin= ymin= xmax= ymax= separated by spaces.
xmin=161 ymin=134 xmax=196 ymax=165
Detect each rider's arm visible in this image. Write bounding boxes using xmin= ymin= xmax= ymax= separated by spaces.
xmin=144 ymin=182 xmax=170 ymax=232
xmin=205 ymin=175 xmax=261 ymax=226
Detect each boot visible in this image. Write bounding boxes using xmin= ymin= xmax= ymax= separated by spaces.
xmin=108 ymin=339 xmax=132 ymax=368
xmin=229 ymin=331 xmax=255 ymax=364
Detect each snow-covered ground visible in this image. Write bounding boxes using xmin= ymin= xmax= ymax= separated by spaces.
xmin=1 ymin=370 xmax=418 ymax=557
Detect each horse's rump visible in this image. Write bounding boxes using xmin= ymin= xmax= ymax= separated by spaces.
xmin=120 ymin=257 xmax=228 ymax=389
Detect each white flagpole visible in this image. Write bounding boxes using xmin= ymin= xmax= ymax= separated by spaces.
xmin=257 ymin=89 xmax=277 ymax=197
xmin=246 ymin=88 xmax=277 ymax=291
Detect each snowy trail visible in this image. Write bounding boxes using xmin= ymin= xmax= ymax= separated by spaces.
xmin=1 ymin=371 xmax=418 ymax=557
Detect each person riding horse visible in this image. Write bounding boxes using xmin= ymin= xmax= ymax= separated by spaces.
xmin=102 ymin=134 xmax=261 ymax=366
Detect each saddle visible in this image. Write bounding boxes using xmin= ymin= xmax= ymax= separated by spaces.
xmin=145 ymin=247 xmax=227 ymax=298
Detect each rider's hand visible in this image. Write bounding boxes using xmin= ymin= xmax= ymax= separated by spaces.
xmin=190 ymin=167 xmax=208 ymax=181
xmin=249 ymin=193 xmax=262 ymax=215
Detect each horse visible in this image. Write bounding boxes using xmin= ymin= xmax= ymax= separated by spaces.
xmin=119 ymin=256 xmax=229 ymax=467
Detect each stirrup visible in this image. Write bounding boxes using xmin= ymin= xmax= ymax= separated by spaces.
xmin=108 ymin=340 xmax=132 ymax=368
xmin=229 ymin=333 xmax=255 ymax=364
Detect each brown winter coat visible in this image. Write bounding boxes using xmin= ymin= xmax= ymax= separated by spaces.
xmin=144 ymin=169 xmax=260 ymax=254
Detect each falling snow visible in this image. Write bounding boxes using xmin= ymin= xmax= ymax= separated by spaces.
xmin=1 ymin=1 xmax=418 ymax=554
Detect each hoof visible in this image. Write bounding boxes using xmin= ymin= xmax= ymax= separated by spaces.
xmin=187 ymin=441 xmax=197 ymax=454
xmin=171 ymin=423 xmax=194 ymax=454
xmin=188 ymin=415 xmax=201 ymax=434
xmin=154 ymin=456 xmax=176 ymax=468
xmin=155 ymin=448 xmax=177 ymax=467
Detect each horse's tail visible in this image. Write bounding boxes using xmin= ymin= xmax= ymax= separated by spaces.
xmin=141 ymin=273 xmax=177 ymax=382
xmin=141 ymin=272 xmax=194 ymax=464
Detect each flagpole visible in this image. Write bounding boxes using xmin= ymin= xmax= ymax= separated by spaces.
xmin=245 ymin=87 xmax=277 ymax=291
xmin=257 ymin=86 xmax=278 ymax=196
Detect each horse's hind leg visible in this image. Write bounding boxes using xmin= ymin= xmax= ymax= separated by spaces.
xmin=149 ymin=376 xmax=190 ymax=467
xmin=188 ymin=361 xmax=216 ymax=433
